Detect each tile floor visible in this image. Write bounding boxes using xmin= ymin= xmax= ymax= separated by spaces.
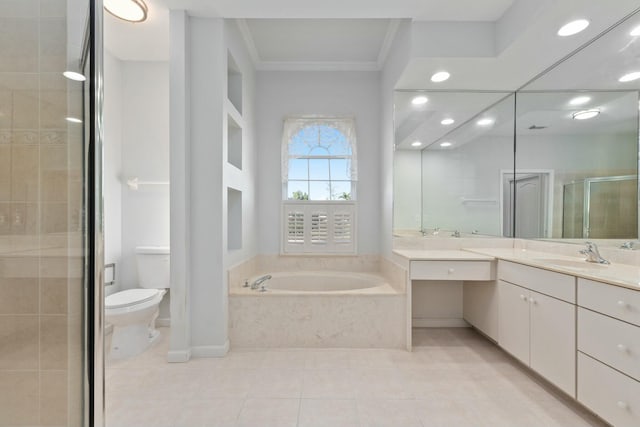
xmin=106 ymin=327 xmax=606 ymax=427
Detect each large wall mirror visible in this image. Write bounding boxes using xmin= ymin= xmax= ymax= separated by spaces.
xmin=393 ymin=11 xmax=640 ymax=243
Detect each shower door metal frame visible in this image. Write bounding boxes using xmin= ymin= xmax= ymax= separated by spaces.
xmin=81 ymin=0 xmax=105 ymax=425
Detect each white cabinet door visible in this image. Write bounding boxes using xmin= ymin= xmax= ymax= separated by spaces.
xmin=530 ymin=291 xmax=576 ymax=397
xmin=498 ymin=280 xmax=530 ymax=365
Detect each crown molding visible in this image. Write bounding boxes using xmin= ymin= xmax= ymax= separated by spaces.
xmin=256 ymin=61 xmax=380 ymax=72
xmin=377 ymin=19 xmax=402 ymax=67
xmin=235 ymin=18 xmax=261 ymax=66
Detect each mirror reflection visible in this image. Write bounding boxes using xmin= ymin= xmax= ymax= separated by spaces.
xmin=393 ymin=10 xmax=640 ymax=242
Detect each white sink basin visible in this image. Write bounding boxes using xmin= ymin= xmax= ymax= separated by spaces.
xmin=533 ymin=258 xmax=609 ymax=270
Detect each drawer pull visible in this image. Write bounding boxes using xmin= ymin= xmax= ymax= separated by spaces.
xmin=616 ymin=401 xmax=628 ymax=410
xmin=616 ymin=344 xmax=628 ymax=353
xmin=617 ymin=300 xmax=627 ymax=308
xmin=448 ymin=268 xmax=455 ymax=274
xmin=519 ymin=294 xmax=528 ymax=301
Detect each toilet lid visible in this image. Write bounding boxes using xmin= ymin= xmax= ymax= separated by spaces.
xmin=105 ymin=289 xmax=160 ymax=309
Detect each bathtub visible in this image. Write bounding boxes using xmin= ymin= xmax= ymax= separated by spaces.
xmin=244 ymin=271 xmax=396 ymax=294
xmin=229 ymin=267 xmax=406 ymax=348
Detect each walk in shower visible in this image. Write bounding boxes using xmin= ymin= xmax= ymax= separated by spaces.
xmin=0 ymin=1 xmax=101 ymax=426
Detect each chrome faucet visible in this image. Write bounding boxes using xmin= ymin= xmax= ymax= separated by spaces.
xmin=451 ymin=230 xmax=460 ymax=238
xmin=579 ymin=242 xmax=610 ymax=264
xmin=251 ymin=274 xmax=272 ymax=290
xmin=620 ymin=241 xmax=636 ymax=250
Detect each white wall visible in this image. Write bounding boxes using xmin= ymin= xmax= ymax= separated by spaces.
xmin=119 ymin=62 xmax=171 ymax=290
xmin=103 ymin=56 xmax=170 ymax=313
xmin=169 ymin=16 xmax=258 ymax=358
xmin=103 ymin=51 xmax=123 ymax=296
xmin=256 ymin=71 xmax=381 ymax=254
xmin=380 ymin=21 xmax=412 ymax=256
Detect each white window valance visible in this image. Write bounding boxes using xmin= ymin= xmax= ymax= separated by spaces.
xmin=281 ymin=116 xmax=358 ymax=183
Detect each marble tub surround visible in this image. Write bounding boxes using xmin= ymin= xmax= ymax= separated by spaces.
xmin=228 ymin=255 xmax=407 ymax=348
xmin=229 ymin=293 xmax=406 ymax=348
xmin=228 ymin=254 xmax=406 ymax=293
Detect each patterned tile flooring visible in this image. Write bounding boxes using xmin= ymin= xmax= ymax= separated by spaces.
xmin=106 ymin=328 xmax=606 ymax=427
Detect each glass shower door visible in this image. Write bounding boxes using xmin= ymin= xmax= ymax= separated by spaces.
xmin=0 ymin=1 xmax=102 ymax=426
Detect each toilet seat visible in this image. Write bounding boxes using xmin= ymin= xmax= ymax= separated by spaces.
xmin=106 ymin=289 xmax=161 ymax=309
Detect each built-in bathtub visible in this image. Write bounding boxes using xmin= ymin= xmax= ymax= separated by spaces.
xmin=228 ymin=256 xmax=407 ymax=348
xmin=245 ymin=271 xmax=395 ymax=294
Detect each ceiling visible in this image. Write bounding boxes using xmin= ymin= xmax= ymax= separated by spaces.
xmin=242 ymin=19 xmax=392 ymax=68
xmin=159 ymin=0 xmax=514 ymax=20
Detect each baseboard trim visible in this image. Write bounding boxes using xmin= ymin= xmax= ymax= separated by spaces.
xmin=413 ymin=318 xmax=470 ymax=328
xmin=167 ymin=349 xmax=191 ymax=363
xmin=191 ymin=340 xmax=230 ymax=358
xmin=157 ymin=318 xmax=171 ymax=327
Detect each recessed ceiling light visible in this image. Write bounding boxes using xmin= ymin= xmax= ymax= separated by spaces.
xmin=569 ymin=96 xmax=591 ymax=106
xmin=630 ymin=25 xmax=640 ymax=36
xmin=63 ymin=71 xmax=86 ymax=82
xmin=477 ymin=118 xmax=494 ymax=126
xmin=66 ymin=117 xmax=82 ymax=123
xmin=572 ymin=109 xmax=600 ymax=120
xmin=557 ymin=19 xmax=590 ymax=36
xmin=441 ymin=118 xmax=455 ymax=125
xmin=619 ymin=72 xmax=640 ymax=82
xmin=440 ymin=142 xmax=452 ymax=147
xmin=411 ymin=141 xmax=423 ymax=147
xmin=411 ymin=96 xmax=428 ymax=105
xmin=104 ymin=0 xmax=148 ymax=23
xmin=431 ymin=71 xmax=450 ymax=83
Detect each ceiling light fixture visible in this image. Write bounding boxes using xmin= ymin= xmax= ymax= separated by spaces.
xmin=630 ymin=25 xmax=640 ymax=36
xmin=431 ymin=71 xmax=450 ymax=83
xmin=66 ymin=117 xmax=83 ymax=123
xmin=63 ymin=71 xmax=86 ymax=82
xmin=477 ymin=118 xmax=494 ymax=126
xmin=411 ymin=96 xmax=428 ymax=106
xmin=104 ymin=0 xmax=148 ymax=23
xmin=619 ymin=72 xmax=640 ymax=83
xmin=441 ymin=118 xmax=455 ymax=125
xmin=557 ymin=19 xmax=590 ymax=36
xmin=572 ymin=109 xmax=600 ymax=120
xmin=411 ymin=141 xmax=423 ymax=147
xmin=569 ymin=96 xmax=591 ymax=106
xmin=440 ymin=142 xmax=452 ymax=147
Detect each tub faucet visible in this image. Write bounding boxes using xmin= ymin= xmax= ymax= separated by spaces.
xmin=251 ymin=274 xmax=272 ymax=290
xmin=451 ymin=230 xmax=460 ymax=238
xmin=620 ymin=241 xmax=636 ymax=250
xmin=579 ymin=242 xmax=610 ymax=264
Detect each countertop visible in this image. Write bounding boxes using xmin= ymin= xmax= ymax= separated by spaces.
xmin=393 ymin=249 xmax=495 ymax=261
xmin=393 ymin=248 xmax=640 ymax=291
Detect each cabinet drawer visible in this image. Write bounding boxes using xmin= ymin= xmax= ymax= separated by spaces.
xmin=578 ymin=307 xmax=640 ymax=381
xmin=498 ymin=260 xmax=575 ymax=303
xmin=578 ymin=352 xmax=640 ymax=427
xmin=410 ymin=260 xmax=494 ymax=281
xmin=578 ymin=278 xmax=640 ymax=326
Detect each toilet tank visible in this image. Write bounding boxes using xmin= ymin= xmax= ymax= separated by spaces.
xmin=135 ymin=246 xmax=170 ymax=289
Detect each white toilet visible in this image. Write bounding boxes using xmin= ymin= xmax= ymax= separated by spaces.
xmin=105 ymin=246 xmax=169 ymax=359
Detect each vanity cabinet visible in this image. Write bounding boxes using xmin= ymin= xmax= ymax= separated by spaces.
xmin=577 ymin=278 xmax=640 ymax=427
xmin=497 ymin=261 xmax=576 ymax=397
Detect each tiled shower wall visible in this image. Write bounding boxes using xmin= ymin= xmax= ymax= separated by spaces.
xmin=0 ymin=1 xmax=84 ymax=426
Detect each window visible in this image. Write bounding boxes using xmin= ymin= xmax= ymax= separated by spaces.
xmin=282 ymin=117 xmax=357 ymax=201
xmin=281 ymin=117 xmax=357 ymax=254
